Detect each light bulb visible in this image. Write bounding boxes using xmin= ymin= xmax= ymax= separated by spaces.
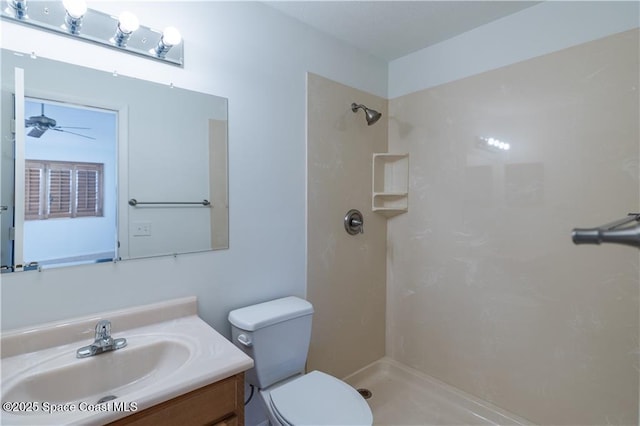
xmin=161 ymin=26 xmax=181 ymax=46
xmin=118 ymin=11 xmax=139 ymax=34
xmin=63 ymin=0 xmax=86 ymax=18
xmin=153 ymin=26 xmax=182 ymax=57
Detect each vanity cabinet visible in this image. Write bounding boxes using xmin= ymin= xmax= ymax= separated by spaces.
xmin=108 ymin=373 xmax=244 ymax=426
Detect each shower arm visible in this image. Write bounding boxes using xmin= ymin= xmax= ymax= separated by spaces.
xmin=572 ymin=213 xmax=640 ymax=248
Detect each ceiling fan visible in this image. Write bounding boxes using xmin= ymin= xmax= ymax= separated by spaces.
xmin=24 ymin=103 xmax=95 ymax=140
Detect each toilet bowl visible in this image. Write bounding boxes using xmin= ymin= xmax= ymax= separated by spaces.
xmin=228 ymin=296 xmax=373 ymax=426
xmin=264 ymin=371 xmax=372 ymax=425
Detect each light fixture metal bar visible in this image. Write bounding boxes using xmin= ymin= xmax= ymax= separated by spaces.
xmin=1 ymin=1 xmax=183 ymax=67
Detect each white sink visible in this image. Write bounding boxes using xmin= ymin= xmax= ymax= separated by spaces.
xmin=1 ymin=297 xmax=254 ymax=425
xmin=3 ymin=337 xmax=191 ymax=406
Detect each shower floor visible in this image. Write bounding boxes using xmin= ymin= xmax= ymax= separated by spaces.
xmin=343 ymin=357 xmax=531 ymax=426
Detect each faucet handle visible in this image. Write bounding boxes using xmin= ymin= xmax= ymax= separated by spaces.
xmin=95 ymin=320 xmax=112 ymax=340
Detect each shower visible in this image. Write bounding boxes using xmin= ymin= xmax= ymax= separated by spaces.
xmin=351 ymin=103 xmax=382 ymax=126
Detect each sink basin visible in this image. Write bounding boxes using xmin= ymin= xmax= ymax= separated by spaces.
xmin=3 ymin=337 xmax=191 ymax=407
xmin=1 ymin=297 xmax=254 ymax=425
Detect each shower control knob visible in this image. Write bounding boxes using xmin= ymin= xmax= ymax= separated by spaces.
xmin=344 ymin=209 xmax=364 ymax=235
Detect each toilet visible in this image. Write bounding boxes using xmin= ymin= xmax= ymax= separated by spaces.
xmin=228 ymin=296 xmax=373 ymax=426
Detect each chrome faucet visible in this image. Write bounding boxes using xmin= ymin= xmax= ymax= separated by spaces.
xmin=76 ymin=320 xmax=127 ymax=358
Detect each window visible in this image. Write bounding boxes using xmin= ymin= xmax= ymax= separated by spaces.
xmin=25 ymin=160 xmax=104 ymax=220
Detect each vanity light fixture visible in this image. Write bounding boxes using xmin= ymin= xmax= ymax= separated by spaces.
xmin=7 ymin=0 xmax=27 ymax=19
xmin=62 ymin=0 xmax=86 ymax=34
xmin=1 ymin=1 xmax=184 ymax=66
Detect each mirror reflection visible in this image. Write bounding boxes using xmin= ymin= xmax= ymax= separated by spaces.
xmin=23 ymin=97 xmax=118 ymax=268
xmin=1 ymin=49 xmax=229 ymax=272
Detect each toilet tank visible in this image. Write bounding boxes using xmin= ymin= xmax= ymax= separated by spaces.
xmin=228 ymin=296 xmax=314 ymax=389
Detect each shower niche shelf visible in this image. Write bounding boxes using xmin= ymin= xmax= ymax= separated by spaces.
xmin=372 ymin=153 xmax=409 ymax=217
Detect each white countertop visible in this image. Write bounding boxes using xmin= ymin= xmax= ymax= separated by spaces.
xmin=0 ymin=297 xmax=254 ymax=425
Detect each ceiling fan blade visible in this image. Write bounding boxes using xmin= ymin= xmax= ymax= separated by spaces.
xmin=55 ymin=126 xmax=92 ymax=130
xmin=51 ymin=128 xmax=96 ymax=140
xmin=27 ymin=127 xmax=46 ymax=138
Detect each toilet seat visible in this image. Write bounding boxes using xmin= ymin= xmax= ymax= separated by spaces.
xmin=268 ymin=370 xmax=372 ymax=426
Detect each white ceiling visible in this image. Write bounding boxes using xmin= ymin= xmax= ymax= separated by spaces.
xmin=264 ymin=1 xmax=541 ymax=61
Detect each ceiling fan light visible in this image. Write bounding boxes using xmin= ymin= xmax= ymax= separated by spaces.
xmin=25 ymin=102 xmax=94 ymax=140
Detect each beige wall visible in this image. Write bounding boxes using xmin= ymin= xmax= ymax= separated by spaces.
xmin=387 ymin=29 xmax=639 ymax=425
xmin=307 ymin=73 xmax=387 ymax=378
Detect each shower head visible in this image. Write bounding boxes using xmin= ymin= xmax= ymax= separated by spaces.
xmin=351 ymin=103 xmax=382 ymax=126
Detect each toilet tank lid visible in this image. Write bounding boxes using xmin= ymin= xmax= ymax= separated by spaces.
xmin=228 ymin=296 xmax=314 ymax=331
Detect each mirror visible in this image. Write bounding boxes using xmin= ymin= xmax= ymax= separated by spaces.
xmin=1 ymin=49 xmax=229 ymax=272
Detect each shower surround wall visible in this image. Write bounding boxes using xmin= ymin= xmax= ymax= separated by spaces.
xmin=387 ymin=29 xmax=639 ymax=425
xmin=307 ymin=73 xmax=387 ymax=379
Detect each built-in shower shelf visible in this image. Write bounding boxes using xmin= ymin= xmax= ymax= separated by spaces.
xmin=372 ymin=153 xmax=408 ymax=217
